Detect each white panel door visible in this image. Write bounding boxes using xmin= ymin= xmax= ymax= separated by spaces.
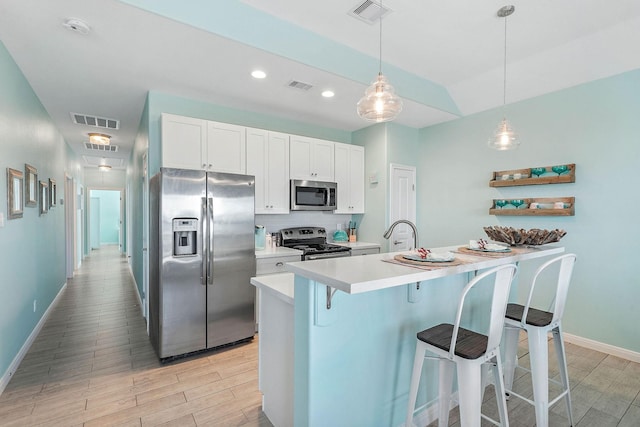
xmin=389 ymin=164 xmax=416 ymax=251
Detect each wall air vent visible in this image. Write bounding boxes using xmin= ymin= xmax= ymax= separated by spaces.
xmin=71 ymin=112 xmax=120 ymax=130
xmin=85 ymin=142 xmax=118 ymax=152
xmin=287 ymin=80 xmax=313 ymax=91
xmin=349 ymin=0 xmax=390 ymax=24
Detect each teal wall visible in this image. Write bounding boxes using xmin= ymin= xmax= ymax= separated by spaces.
xmin=418 ymin=69 xmax=640 ymax=352
xmin=91 ymin=190 xmax=120 ymax=245
xmin=0 ymin=41 xmax=82 ymax=383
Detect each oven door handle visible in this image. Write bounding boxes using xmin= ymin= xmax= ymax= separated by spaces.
xmin=305 ymin=251 xmax=351 ymax=261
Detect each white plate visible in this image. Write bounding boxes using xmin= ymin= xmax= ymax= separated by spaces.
xmin=403 ymin=252 xmax=455 ymax=262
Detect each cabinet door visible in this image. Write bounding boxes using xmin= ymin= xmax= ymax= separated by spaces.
xmin=334 ymin=143 xmax=351 ymax=213
xmin=348 ymin=145 xmax=365 ymax=213
xmin=246 ymin=128 xmax=268 ymax=213
xmin=161 ymin=113 xmax=206 ymax=170
xmin=289 ymin=136 xmax=334 ymax=181
xmin=207 ymin=121 xmax=246 ymax=174
xmin=334 ymin=143 xmax=365 ymax=214
xmin=266 ymin=132 xmax=290 ymax=213
xmin=289 ymin=136 xmax=313 ymax=180
xmin=311 ymin=139 xmax=335 ymax=182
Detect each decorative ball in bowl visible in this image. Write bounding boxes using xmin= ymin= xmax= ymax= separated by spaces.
xmin=483 ymin=226 xmax=567 ymax=246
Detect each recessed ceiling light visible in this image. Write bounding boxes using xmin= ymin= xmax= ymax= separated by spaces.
xmin=321 ymin=90 xmax=335 ymax=98
xmin=251 ymin=70 xmax=267 ymax=79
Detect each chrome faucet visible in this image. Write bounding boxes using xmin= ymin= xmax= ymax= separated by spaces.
xmin=383 ymin=220 xmax=419 ymax=249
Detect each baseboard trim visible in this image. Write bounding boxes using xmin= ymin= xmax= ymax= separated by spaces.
xmin=563 ymin=332 xmax=640 ymax=363
xmin=128 ymin=263 xmax=144 ymax=315
xmin=0 ymin=282 xmax=68 ymax=395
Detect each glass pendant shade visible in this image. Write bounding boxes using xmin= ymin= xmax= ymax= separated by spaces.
xmin=488 ymin=118 xmax=519 ymax=150
xmin=357 ymin=73 xmax=403 ymax=123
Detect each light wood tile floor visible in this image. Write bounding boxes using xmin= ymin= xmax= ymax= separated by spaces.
xmin=426 ymin=333 xmax=640 ymax=427
xmin=0 ymin=246 xmax=273 ymax=427
xmin=3 ymin=246 xmax=640 ymax=426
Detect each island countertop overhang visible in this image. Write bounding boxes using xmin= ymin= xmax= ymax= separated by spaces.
xmin=285 ymin=244 xmax=565 ymax=294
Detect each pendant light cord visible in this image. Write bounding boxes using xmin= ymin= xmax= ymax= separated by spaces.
xmin=379 ymin=0 xmax=383 ymax=74
xmin=503 ymin=14 xmax=508 ymax=106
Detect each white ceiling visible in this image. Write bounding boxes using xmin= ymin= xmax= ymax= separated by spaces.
xmin=1 ymin=0 xmax=639 ymax=170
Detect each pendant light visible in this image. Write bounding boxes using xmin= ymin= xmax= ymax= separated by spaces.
xmin=357 ymin=1 xmax=402 ymax=123
xmin=488 ymin=5 xmax=520 ymax=150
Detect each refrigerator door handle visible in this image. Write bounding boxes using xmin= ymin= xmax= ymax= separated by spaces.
xmin=207 ymin=197 xmax=214 ymax=285
xmin=201 ymin=197 xmax=207 ymax=286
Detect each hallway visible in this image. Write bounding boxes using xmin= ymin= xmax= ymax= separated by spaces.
xmin=0 ymin=246 xmax=269 ymax=426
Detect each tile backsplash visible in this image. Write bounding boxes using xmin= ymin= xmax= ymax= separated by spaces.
xmin=255 ymin=212 xmax=353 ymax=243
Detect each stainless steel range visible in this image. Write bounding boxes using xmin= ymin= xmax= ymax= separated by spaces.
xmin=280 ymin=227 xmax=351 ymax=260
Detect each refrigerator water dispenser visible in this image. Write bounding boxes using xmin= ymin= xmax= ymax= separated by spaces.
xmin=173 ymin=218 xmax=198 ymax=256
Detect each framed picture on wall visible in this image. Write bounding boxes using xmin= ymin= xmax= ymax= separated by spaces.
xmin=49 ymin=178 xmax=56 ymax=208
xmin=39 ymin=180 xmax=49 ymax=215
xmin=7 ymin=167 xmax=24 ymax=219
xmin=25 ymin=163 xmax=37 ymax=207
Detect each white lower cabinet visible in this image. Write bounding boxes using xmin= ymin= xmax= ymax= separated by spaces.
xmin=351 ymin=247 xmax=380 ymax=256
xmin=246 ymin=128 xmax=290 ymax=214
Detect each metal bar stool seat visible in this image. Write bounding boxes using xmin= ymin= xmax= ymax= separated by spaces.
xmin=406 ymin=264 xmax=518 ymax=427
xmin=503 ymin=253 xmax=577 ymax=427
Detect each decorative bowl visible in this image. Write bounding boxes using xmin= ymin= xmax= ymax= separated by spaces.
xmin=483 ymin=226 xmax=567 ymax=246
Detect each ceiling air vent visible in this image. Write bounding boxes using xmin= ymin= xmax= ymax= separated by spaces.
xmin=349 ymin=0 xmax=391 ymax=24
xmin=287 ymin=80 xmax=313 ymax=91
xmin=84 ymin=142 xmax=118 ymax=152
xmin=71 ymin=112 xmax=120 ymax=130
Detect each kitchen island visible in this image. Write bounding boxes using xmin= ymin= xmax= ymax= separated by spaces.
xmin=251 ymin=244 xmax=564 ymax=427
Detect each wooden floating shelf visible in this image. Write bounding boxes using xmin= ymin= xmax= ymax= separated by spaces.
xmin=490 ymin=197 xmax=575 ymax=216
xmin=489 ymin=163 xmax=575 ymax=187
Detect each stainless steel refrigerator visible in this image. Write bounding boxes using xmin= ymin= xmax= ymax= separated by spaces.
xmin=149 ymin=167 xmax=256 ymax=360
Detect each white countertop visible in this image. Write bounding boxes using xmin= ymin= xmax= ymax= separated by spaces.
xmin=332 ymin=241 xmax=381 ymax=250
xmin=255 ymin=246 xmax=302 ymax=259
xmin=285 ymin=244 xmax=564 ymax=295
xmin=251 ymin=273 xmax=294 ymax=305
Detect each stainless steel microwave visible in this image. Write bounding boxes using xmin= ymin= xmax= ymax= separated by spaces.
xmin=290 ymin=180 xmax=337 ymax=211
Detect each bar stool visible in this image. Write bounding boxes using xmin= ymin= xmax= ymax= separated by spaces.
xmin=406 ymin=264 xmax=518 ymax=427
xmin=502 ymin=254 xmax=577 ymax=427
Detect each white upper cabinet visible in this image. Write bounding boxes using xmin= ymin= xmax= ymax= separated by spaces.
xmin=334 ymin=143 xmax=365 ymax=214
xmin=161 ymin=114 xmax=246 ymax=174
xmin=246 ymin=128 xmax=290 ymax=214
xmin=161 ymin=113 xmax=207 ymax=171
xmin=206 ymin=121 xmax=246 ymax=174
xmin=289 ymin=136 xmax=334 ymax=182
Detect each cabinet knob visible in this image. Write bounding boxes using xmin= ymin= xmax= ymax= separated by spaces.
xmin=275 ymin=262 xmax=284 ymax=267
xmin=202 ymin=164 xmax=206 ymax=168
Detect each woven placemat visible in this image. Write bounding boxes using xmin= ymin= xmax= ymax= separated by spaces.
xmin=387 ymin=254 xmax=469 ymax=269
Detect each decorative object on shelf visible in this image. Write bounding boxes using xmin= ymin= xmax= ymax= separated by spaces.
xmin=551 ymin=164 xmax=569 ymax=175
xmin=25 ymin=163 xmax=38 ymax=207
xmin=531 ymin=167 xmax=546 ymax=177
xmin=484 ymin=226 xmax=567 ymax=246
xmin=490 ymin=164 xmax=575 ymax=187
xmin=495 ymin=199 xmax=508 ymax=209
xmin=7 ymin=167 xmax=24 ymax=219
xmin=356 ymin=0 xmax=402 ymax=123
xmin=488 ymin=5 xmax=519 ymax=150
xmin=490 ymin=197 xmax=575 ymax=216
